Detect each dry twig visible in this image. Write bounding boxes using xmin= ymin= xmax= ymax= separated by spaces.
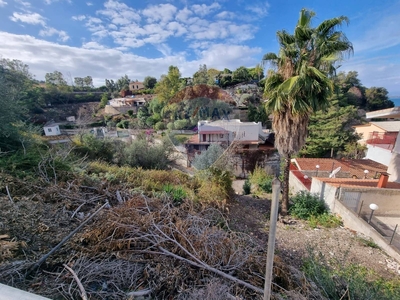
xmin=63 ymin=263 xmax=88 ymax=300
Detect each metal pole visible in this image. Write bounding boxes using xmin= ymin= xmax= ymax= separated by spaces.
xmin=263 ymin=178 xmax=281 ymax=300
xmin=390 ymin=224 xmax=398 ymax=245
xmin=368 ymin=210 xmax=374 ymax=224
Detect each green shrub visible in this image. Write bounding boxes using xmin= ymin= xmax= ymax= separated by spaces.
xmin=243 ymin=179 xmax=251 ymax=195
xmin=308 ymin=213 xmax=342 ymax=228
xmin=162 ymin=184 xmax=187 ymax=205
xmin=154 ymin=121 xmax=165 ymax=131
xmin=289 ymin=191 xmax=327 ymax=219
xmin=249 ymin=166 xmax=273 ymax=194
xmin=303 ymin=248 xmax=400 ymax=300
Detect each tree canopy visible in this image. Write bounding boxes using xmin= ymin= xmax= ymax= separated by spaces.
xmin=263 ymin=9 xmax=353 ymax=214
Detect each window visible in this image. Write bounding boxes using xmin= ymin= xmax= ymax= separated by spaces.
xmin=220 ymin=134 xmax=224 ymax=138
xmin=48 ymin=128 xmax=52 ymax=132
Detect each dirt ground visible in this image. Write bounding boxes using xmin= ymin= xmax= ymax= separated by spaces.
xmin=228 ymin=180 xmax=400 ymax=280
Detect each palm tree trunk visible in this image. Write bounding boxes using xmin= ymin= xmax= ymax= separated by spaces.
xmin=281 ymin=153 xmax=291 ymax=215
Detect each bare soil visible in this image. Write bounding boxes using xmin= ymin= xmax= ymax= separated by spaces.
xmin=227 ymin=181 xmax=400 ymax=280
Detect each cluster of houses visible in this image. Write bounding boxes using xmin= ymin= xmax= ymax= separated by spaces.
xmin=41 ymin=88 xmax=400 ymax=258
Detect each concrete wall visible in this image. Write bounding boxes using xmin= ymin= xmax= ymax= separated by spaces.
xmin=289 ymin=171 xmax=308 ymax=194
xmin=0 ymin=283 xmax=51 ymax=300
xmin=354 ymin=123 xmax=385 ymax=142
xmin=366 ymin=144 xmax=392 ymax=166
xmin=43 ymin=125 xmax=60 ymax=136
xmin=310 ymin=179 xmax=339 ymax=211
xmin=105 ymin=105 xmax=136 ymax=115
xmin=351 ymin=188 xmax=400 ymax=216
xmin=311 ymin=178 xmax=400 ymax=261
xmin=333 ymin=200 xmax=400 ymax=262
xmin=311 ymin=178 xmax=400 ymax=215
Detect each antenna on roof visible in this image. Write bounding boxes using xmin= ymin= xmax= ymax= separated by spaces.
xmin=329 ymin=166 xmax=342 ymax=178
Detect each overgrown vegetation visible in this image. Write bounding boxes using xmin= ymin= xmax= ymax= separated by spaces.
xmin=303 ymin=248 xmax=400 ymax=300
xmin=289 ymin=191 xmax=328 ymax=219
xmin=289 ymin=191 xmax=342 ymax=228
xmin=247 ymin=166 xmax=274 ymax=196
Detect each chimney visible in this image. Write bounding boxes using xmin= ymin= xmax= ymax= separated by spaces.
xmin=377 ymin=172 xmax=390 ymax=188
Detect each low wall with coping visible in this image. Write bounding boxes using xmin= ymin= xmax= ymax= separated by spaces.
xmin=311 ymin=178 xmax=400 ymax=261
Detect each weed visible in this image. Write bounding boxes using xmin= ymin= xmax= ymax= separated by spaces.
xmin=302 ymin=247 xmax=400 ymax=299
xmin=242 ymin=179 xmax=251 ymax=195
xmin=308 ymin=213 xmax=343 ymax=229
xmin=357 ymin=237 xmax=380 ymax=249
xmin=289 ymin=191 xmax=327 ymax=220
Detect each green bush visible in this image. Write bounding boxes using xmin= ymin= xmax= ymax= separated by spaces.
xmin=243 ymin=179 xmax=251 ymax=195
xmin=162 ymin=184 xmax=187 ymax=205
xmin=308 ymin=213 xmax=342 ymax=228
xmin=249 ymin=166 xmax=273 ymax=194
xmin=154 ymin=121 xmax=165 ymax=131
xmin=289 ymin=191 xmax=327 ymax=219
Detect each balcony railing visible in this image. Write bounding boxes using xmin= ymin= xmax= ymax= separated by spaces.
xmin=366 ymin=132 xmax=397 ymax=150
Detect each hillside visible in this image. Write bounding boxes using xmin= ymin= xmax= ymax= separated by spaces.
xmin=1 ymin=168 xmax=400 ymax=299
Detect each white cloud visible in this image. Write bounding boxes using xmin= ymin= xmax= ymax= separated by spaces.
xmin=215 ymin=11 xmax=236 ymax=19
xmin=0 ymin=32 xmax=263 ymax=87
xmin=191 ymin=2 xmax=221 ymax=17
xmin=15 ymin=0 xmax=30 ymax=7
xmin=245 ymin=1 xmax=270 ymax=17
xmin=98 ymin=0 xmax=141 ymax=24
xmin=39 ymin=26 xmax=69 ymax=42
xmin=341 ymin=55 xmax=400 ymax=95
xmin=44 ymin=0 xmax=71 ymax=4
xmin=175 ymin=7 xmax=192 ymax=23
xmin=142 ymin=3 xmax=177 ymax=25
xmin=353 ymin=13 xmax=400 ymax=53
xmin=86 ymin=2 xmax=93 ymax=6
xmin=0 ymin=0 xmax=7 ymax=7
xmin=72 ymin=15 xmax=86 ymax=21
xmin=82 ymin=41 xmax=106 ymax=50
xmin=10 ymin=12 xmax=46 ymax=26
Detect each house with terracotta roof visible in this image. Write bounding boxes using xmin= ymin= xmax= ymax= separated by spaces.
xmin=289 ymin=157 xmax=390 ymax=193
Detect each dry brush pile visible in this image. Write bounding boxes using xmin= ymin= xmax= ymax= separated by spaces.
xmin=0 ymin=164 xmax=323 ymax=299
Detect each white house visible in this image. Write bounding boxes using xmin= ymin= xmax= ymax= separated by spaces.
xmin=43 ymin=121 xmax=61 ymax=136
xmin=196 ymin=119 xmax=266 ymax=148
xmin=366 ymin=107 xmax=400 ymax=182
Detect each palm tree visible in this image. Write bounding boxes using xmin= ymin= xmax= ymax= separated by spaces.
xmin=263 ymin=9 xmax=353 ymax=215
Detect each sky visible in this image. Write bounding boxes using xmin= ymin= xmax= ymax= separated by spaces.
xmin=1 ymin=0 xmax=400 ymax=96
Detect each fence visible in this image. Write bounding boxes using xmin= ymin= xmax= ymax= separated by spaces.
xmin=340 ymin=190 xmax=400 ymax=251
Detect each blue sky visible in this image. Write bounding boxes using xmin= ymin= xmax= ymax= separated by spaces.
xmin=1 ymin=0 xmax=399 ymax=96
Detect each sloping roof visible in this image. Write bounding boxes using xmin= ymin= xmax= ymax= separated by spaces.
xmin=43 ymin=121 xmax=59 ymax=127
xmin=292 ymin=158 xmax=387 ymax=179
xmin=370 ymin=121 xmax=400 ymax=132
xmin=316 ymin=178 xmax=400 ymax=189
xmin=366 ymin=106 xmax=400 ymax=119
xmin=198 ymin=125 xmax=228 ymax=134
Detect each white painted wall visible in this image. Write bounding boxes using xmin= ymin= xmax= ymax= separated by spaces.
xmin=43 ymin=125 xmax=60 ymax=136
xmin=365 ymin=144 xmax=392 ymax=166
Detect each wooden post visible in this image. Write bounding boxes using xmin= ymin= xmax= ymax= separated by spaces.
xmin=263 ymin=178 xmax=281 ymax=300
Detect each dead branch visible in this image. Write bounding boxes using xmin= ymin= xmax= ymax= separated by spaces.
xmin=157 ymin=246 xmax=263 ymax=294
xmin=5 ymin=185 xmax=14 ymax=203
xmin=28 ymin=202 xmax=109 ymax=275
xmin=63 ymin=263 xmax=88 ymax=300
xmin=126 ymin=289 xmax=152 ymax=298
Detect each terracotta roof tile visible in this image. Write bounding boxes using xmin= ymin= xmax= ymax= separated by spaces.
xmin=316 ymin=178 xmax=400 ymax=189
xmin=292 ymin=158 xmax=387 ymax=179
